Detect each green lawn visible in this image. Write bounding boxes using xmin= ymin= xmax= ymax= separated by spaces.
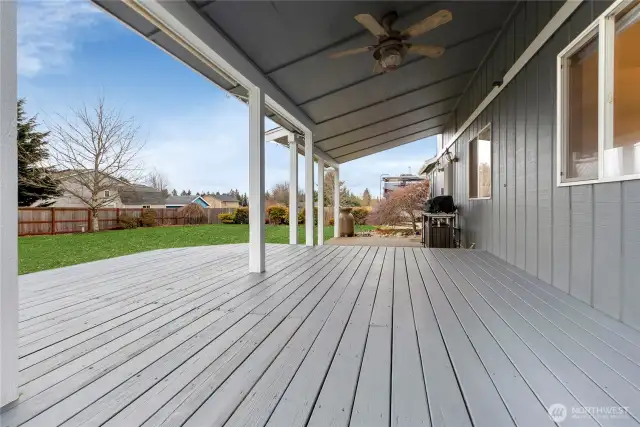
xmin=19 ymin=224 xmax=375 ymax=274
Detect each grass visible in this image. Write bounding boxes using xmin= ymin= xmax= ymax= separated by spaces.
xmin=19 ymin=224 xmax=375 ymax=274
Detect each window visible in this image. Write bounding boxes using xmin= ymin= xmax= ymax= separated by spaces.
xmin=142 ymin=205 xmax=150 ymax=209
xmin=558 ymin=0 xmax=640 ymax=185
xmin=104 ymin=190 xmax=110 ymax=198
xmin=468 ymin=124 xmax=492 ymax=199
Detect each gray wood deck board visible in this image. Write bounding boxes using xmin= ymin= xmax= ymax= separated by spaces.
xmin=390 ymin=248 xmax=430 ymax=427
xmin=417 ymin=249 xmax=515 ymax=427
xmin=303 ymin=248 xmax=386 ymax=427
xmin=405 ymin=248 xmax=472 ymax=427
xmin=4 ymin=245 xmax=640 ymax=427
xmin=349 ymin=247 xmax=395 ymax=427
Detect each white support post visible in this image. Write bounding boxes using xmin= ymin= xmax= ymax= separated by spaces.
xmin=0 ymin=0 xmax=18 ymax=407
xmin=334 ymin=167 xmax=340 ymax=238
xmin=304 ymin=131 xmax=314 ymax=246
xmin=288 ymin=133 xmax=298 ymax=244
xmin=248 ymin=85 xmax=265 ymax=273
xmin=317 ymin=158 xmax=324 ymax=246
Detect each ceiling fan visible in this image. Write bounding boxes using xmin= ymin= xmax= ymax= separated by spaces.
xmin=329 ymin=9 xmax=452 ymax=73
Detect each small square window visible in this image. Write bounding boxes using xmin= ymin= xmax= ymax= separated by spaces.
xmin=104 ymin=190 xmax=110 ymax=198
xmin=468 ymin=125 xmax=492 ymax=199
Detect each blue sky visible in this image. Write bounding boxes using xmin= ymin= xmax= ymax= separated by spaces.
xmin=17 ymin=0 xmax=437 ymax=198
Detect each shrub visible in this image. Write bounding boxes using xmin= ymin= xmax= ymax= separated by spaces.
xmin=329 ymin=218 xmax=334 ymax=226
xmin=218 ymin=213 xmax=235 ymax=224
xmin=138 ymin=209 xmax=156 ymax=227
xmin=267 ymin=205 xmax=287 ymax=225
xmin=234 ymin=207 xmax=249 ymax=224
xmin=351 ymin=207 xmax=370 ymax=225
xmin=179 ymin=203 xmax=207 ymax=225
xmin=297 ymin=207 xmax=318 ymax=225
xmin=119 ymin=214 xmax=138 ymax=229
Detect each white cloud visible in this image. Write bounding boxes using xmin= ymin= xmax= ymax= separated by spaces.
xmin=18 ymin=0 xmax=98 ymax=77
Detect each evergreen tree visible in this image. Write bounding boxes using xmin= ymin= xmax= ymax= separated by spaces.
xmin=171 ymin=189 xmax=178 ymax=196
xmin=180 ymin=190 xmax=187 ymax=196
xmin=17 ymin=99 xmax=60 ymax=206
xmin=186 ymin=189 xmax=192 ymax=196
xmin=362 ymin=188 xmax=372 ymax=206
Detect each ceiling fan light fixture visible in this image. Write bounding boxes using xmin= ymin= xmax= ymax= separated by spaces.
xmin=379 ymin=47 xmax=403 ymax=70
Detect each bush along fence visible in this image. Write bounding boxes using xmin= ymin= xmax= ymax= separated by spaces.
xmin=18 ymin=206 xmax=236 ymax=236
xmin=219 ymin=206 xmax=371 ymax=226
xmin=18 ymin=205 xmax=371 ymax=236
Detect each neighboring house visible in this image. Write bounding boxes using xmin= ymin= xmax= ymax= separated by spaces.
xmin=38 ymin=170 xmax=128 ymax=208
xmin=165 ymin=195 xmax=210 ymax=209
xmin=381 ymin=174 xmax=426 ymax=199
xmin=118 ymin=185 xmax=168 ymax=209
xmin=202 ymin=194 xmax=240 ymax=208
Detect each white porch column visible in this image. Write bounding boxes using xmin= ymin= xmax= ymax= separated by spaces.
xmin=334 ymin=167 xmax=340 ymax=238
xmin=0 ymin=0 xmax=18 ymax=407
xmin=288 ymin=133 xmax=298 ymax=244
xmin=317 ymin=158 xmax=324 ymax=245
xmin=304 ymin=131 xmax=314 ymax=246
xmin=248 ymin=86 xmax=265 ymax=272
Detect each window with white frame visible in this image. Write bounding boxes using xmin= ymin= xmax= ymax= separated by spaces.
xmin=558 ymin=0 xmax=640 ymax=185
xmin=468 ymin=124 xmax=492 ymax=199
xmin=104 ymin=190 xmax=110 ymax=198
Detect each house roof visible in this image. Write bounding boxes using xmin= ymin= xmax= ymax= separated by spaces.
xmin=165 ymin=195 xmax=210 ymax=206
xmin=119 ymin=185 xmax=167 ymax=206
xmin=213 ymin=194 xmax=238 ymax=202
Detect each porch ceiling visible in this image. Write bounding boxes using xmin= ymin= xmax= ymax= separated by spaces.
xmin=93 ymin=1 xmax=516 ymax=163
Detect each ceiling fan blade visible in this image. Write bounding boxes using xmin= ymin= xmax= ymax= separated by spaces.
xmin=372 ymin=61 xmax=383 ymax=74
xmin=355 ymin=14 xmax=388 ymax=38
xmin=328 ymin=46 xmax=372 ymax=59
xmin=401 ymin=10 xmax=452 ymax=39
xmin=408 ymin=44 xmax=445 ymax=58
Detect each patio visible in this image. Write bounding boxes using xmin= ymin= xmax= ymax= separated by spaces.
xmin=3 ymin=243 xmax=640 ymax=427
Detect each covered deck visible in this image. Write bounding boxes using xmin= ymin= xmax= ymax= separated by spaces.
xmin=3 ymin=244 xmax=640 ymax=427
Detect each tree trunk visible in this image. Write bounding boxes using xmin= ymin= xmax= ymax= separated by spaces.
xmin=410 ymin=214 xmax=417 ymax=234
xmin=92 ymin=214 xmax=99 ymax=232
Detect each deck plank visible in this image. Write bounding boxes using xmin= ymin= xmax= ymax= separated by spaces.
xmin=181 ymin=247 xmax=370 ymax=427
xmin=3 ymin=244 xmax=640 ymax=427
xmin=302 ymin=248 xmax=386 ymax=427
xmin=225 ymin=247 xmax=378 ymax=427
xmin=4 ymin=246 xmax=335 ymax=427
xmin=417 ymin=249 xmax=515 ymax=427
xmin=430 ymin=249 xmax=557 ymax=427
xmin=405 ymin=248 xmax=472 ymax=427
xmin=390 ymin=248 xmax=430 ymax=427
xmin=349 ymin=247 xmax=395 ymax=427
xmin=468 ymin=251 xmax=640 ymax=364
xmin=439 ymin=250 xmax=639 ymax=426
xmin=131 ymin=247 xmax=360 ymax=427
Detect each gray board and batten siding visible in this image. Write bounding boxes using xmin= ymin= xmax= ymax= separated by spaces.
xmin=443 ymin=0 xmax=640 ymax=330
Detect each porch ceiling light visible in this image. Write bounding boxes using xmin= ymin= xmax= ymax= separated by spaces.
xmin=379 ymin=47 xmax=403 ymax=70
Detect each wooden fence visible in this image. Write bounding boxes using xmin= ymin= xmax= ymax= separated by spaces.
xmin=18 ymin=207 xmax=236 ymax=236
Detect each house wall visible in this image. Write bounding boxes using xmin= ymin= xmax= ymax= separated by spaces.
xmin=444 ymin=0 xmax=640 ymax=331
xmin=49 ymin=181 xmax=123 ymax=208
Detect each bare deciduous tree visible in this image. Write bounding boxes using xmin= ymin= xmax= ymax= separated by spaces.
xmin=145 ymin=168 xmax=169 ymax=198
xmin=369 ymin=180 xmax=430 ymax=233
xmin=49 ymin=97 xmax=144 ymax=231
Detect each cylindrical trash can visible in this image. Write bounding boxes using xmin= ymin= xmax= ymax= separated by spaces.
xmin=339 ymin=207 xmax=355 ymax=237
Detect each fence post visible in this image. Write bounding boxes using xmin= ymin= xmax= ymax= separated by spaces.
xmin=50 ymin=207 xmax=55 ymax=235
